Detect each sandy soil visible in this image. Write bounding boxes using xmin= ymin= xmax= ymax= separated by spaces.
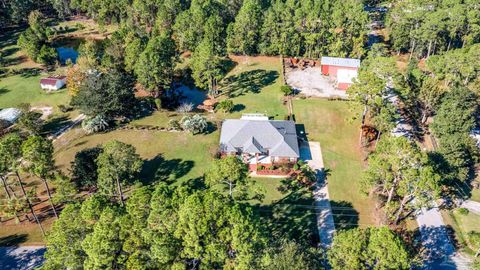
xmin=285 ymin=67 xmax=348 ymax=98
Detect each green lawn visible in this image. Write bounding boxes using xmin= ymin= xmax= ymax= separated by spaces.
xmin=218 ymin=55 xmax=287 ymax=120
xmin=443 ymin=209 xmax=480 ymax=255
xmin=0 ymin=74 xmax=70 ymax=109
xmin=293 ymin=99 xmax=377 ymax=228
xmin=471 ymin=188 xmax=480 ymax=202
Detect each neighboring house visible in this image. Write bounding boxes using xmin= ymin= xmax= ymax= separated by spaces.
xmin=0 ymin=108 xmax=22 ymax=132
xmin=321 ymin=56 xmax=360 ymax=90
xmin=219 ymin=114 xmax=300 ymax=171
xmin=40 ymin=76 xmax=67 ymax=91
xmin=0 ymin=108 xmax=22 ymax=123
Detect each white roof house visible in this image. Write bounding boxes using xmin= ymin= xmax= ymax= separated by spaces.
xmin=321 ymin=57 xmax=361 ymax=68
xmin=0 ymin=108 xmax=22 ymax=123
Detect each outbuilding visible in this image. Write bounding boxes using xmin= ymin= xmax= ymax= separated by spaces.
xmin=0 ymin=108 xmax=22 ymax=124
xmin=321 ymin=56 xmax=360 ymax=90
xmin=40 ymin=76 xmax=67 ymax=91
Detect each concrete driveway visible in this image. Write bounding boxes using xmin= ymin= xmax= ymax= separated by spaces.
xmin=300 ymin=142 xmax=335 ymax=250
xmin=417 ymin=205 xmax=471 ymax=269
xmin=0 ymin=246 xmax=45 ymax=270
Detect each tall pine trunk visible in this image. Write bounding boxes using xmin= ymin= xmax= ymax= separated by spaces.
xmin=116 ymin=177 xmax=125 ymax=206
xmin=1 ymin=175 xmax=20 ymax=222
xmin=41 ymin=178 xmax=58 ymax=218
xmin=16 ymin=171 xmax=45 ymax=236
xmin=1 ymin=175 xmax=11 ymax=199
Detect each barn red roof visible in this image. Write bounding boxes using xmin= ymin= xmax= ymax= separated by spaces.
xmin=40 ymin=76 xmax=66 ymax=86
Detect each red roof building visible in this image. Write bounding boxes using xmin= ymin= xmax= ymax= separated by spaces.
xmin=40 ymin=76 xmax=66 ymax=91
xmin=320 ymin=56 xmax=360 ymax=90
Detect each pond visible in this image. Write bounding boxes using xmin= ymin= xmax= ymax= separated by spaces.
xmin=53 ymin=37 xmax=83 ymax=65
xmin=56 ymin=47 xmax=79 ymax=64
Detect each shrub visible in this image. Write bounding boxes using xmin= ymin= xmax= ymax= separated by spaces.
xmin=257 ymin=165 xmax=264 ymax=170
xmin=37 ymin=45 xmax=58 ymax=66
xmin=82 ymin=115 xmax=109 ymax=134
xmin=269 ymin=165 xmax=275 ymax=170
xmin=293 ymin=163 xmax=299 ymax=171
xmin=176 ymin=102 xmax=194 ymax=114
xmin=181 ymin=114 xmax=208 ymax=134
xmin=154 ymin=98 xmax=162 ymax=110
xmin=216 ymin=100 xmax=234 ymax=113
xmin=281 ymin=85 xmax=293 ymax=96
xmin=168 ymin=119 xmax=182 ymax=130
xmin=458 ymin=208 xmax=470 ymax=216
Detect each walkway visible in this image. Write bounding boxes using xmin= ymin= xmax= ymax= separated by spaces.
xmin=461 ymin=200 xmax=480 ymax=214
xmin=0 ymin=246 xmax=45 ymax=270
xmin=417 ymin=204 xmax=471 ymax=269
xmin=301 ymin=142 xmax=335 ymax=250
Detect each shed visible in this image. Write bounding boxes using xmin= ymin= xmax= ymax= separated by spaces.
xmin=320 ymin=56 xmax=360 ymax=77
xmin=40 ymin=76 xmax=67 ymax=91
xmin=336 ymin=69 xmax=359 ymax=90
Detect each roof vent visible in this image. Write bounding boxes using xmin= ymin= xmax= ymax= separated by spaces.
xmin=241 ymin=113 xmax=269 ymax=121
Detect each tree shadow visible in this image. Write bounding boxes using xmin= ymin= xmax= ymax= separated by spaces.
xmin=41 ymin=115 xmax=73 ymax=136
xmin=0 ymin=245 xmax=46 ymax=270
xmin=231 ymin=104 xmax=245 ymax=113
xmin=140 ymin=155 xmax=194 ymax=184
xmin=19 ymin=68 xmax=41 ymax=78
xmin=249 ymin=187 xmax=319 ymax=247
xmin=221 ymin=69 xmax=279 ymax=98
xmin=0 ymin=234 xmax=27 ymax=246
xmin=412 ymin=225 xmax=458 ymax=269
xmin=330 ymin=200 xmax=359 ymax=230
xmin=0 ymin=88 xmax=9 ymax=96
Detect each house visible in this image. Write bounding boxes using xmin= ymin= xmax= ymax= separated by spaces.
xmin=321 ymin=56 xmax=360 ymax=90
xmin=219 ymin=114 xmax=300 ymax=171
xmin=0 ymin=108 xmax=22 ymax=126
xmin=40 ymin=76 xmax=67 ymax=91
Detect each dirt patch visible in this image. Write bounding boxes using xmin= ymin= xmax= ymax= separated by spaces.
xmin=229 ymin=55 xmax=281 ymax=66
xmin=30 ymin=106 xmax=53 ymax=120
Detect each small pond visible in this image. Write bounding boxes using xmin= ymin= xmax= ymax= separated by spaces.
xmin=53 ymin=37 xmax=83 ymax=65
xmin=56 ymin=47 xmax=79 ymax=64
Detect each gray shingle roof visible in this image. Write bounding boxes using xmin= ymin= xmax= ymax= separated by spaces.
xmin=321 ymin=56 xmax=361 ymax=68
xmin=220 ymin=119 xmax=300 ymax=158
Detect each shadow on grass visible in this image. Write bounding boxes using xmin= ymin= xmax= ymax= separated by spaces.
xmin=0 ymin=234 xmax=27 ymax=246
xmin=330 ymin=200 xmax=359 ymax=230
xmin=140 ymin=154 xmax=194 ymax=184
xmin=249 ymin=187 xmax=319 ymax=246
xmin=41 ymin=115 xmax=72 ymax=135
xmin=232 ymin=104 xmax=245 ymax=113
xmin=221 ymin=69 xmax=278 ymax=98
xmin=0 ymin=88 xmax=9 ymax=96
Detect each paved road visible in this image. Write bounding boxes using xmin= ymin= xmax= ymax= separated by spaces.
xmin=461 ymin=200 xmax=480 ymax=214
xmin=0 ymin=246 xmax=45 ymax=270
xmin=301 ymin=142 xmax=335 ymax=250
xmin=417 ymin=205 xmax=471 ymax=269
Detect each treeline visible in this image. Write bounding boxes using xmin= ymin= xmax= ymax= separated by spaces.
xmin=348 ymin=38 xmax=480 ymax=224
xmin=10 ymin=0 xmax=369 ymax=59
xmin=387 ymin=0 xmax=480 ymax=58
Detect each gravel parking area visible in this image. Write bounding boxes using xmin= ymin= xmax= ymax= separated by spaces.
xmin=285 ymin=67 xmax=348 ymax=98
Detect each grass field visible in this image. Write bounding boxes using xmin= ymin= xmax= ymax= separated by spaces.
xmin=443 ymin=209 xmax=480 ymax=255
xmin=293 ymin=99 xmax=377 ymax=227
xmin=0 ymin=74 xmax=70 ymax=109
xmin=471 ymin=188 xmax=480 ymax=202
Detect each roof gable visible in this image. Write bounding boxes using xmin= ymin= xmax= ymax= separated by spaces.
xmin=220 ymin=119 xmax=300 ymax=158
